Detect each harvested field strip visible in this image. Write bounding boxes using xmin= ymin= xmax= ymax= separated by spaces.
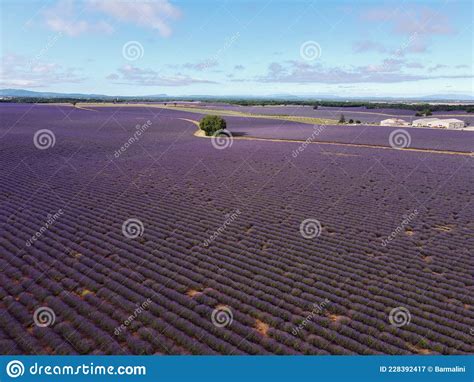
xmin=74 ymin=105 xmax=99 ymax=112
xmin=67 ymin=103 xmax=474 ymax=124
xmin=76 ymin=103 xmax=339 ymax=126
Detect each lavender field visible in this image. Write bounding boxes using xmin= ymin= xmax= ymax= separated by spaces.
xmin=214 ymin=117 xmax=473 ymax=152
xmin=0 ymin=103 xmax=473 ymax=355
xmin=173 ymin=103 xmax=474 ymax=125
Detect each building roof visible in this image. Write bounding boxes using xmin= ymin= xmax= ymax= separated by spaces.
xmin=412 ymin=118 xmax=440 ymax=123
xmin=381 ymin=118 xmax=407 ymax=123
xmin=412 ymin=118 xmax=465 ymax=125
xmin=440 ymin=118 xmax=464 ymax=123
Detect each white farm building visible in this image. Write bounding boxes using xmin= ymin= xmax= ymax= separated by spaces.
xmin=412 ymin=118 xmax=465 ymax=129
xmin=412 ymin=118 xmax=439 ymax=127
xmin=437 ymin=119 xmax=466 ymax=129
xmin=380 ymin=118 xmax=409 ymax=126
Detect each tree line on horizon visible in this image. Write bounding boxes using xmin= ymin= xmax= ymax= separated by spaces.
xmin=1 ymin=97 xmax=473 ymax=113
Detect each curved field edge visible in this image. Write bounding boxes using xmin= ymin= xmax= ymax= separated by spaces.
xmin=73 ymin=103 xmax=340 ymax=125
xmin=49 ymin=102 xmax=474 ymax=128
xmin=46 ymin=103 xmax=473 ymax=154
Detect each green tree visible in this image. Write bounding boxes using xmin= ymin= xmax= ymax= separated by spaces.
xmin=199 ymin=115 xmax=227 ymax=136
xmin=348 ymin=119 xmax=354 ymax=124
xmin=338 ymin=114 xmax=345 ymax=123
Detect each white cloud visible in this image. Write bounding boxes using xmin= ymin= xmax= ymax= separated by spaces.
xmin=427 ymin=64 xmax=448 ymax=72
xmin=43 ymin=0 xmax=180 ymax=37
xmin=353 ymin=35 xmax=429 ymax=57
xmin=105 ymin=73 xmax=119 ymax=80
xmin=183 ymin=59 xmax=219 ymax=71
xmin=405 ymin=62 xmax=424 ymax=69
xmin=254 ymin=60 xmax=473 ymax=84
xmin=393 ymin=8 xmax=453 ymax=36
xmin=361 ymin=6 xmax=453 ymax=36
xmin=107 ymin=64 xmax=217 ymax=86
xmin=0 ymin=53 xmax=86 ymax=87
xmin=88 ymin=0 xmax=180 ymax=37
xmin=353 ymin=40 xmax=387 ymax=53
xmin=358 ymin=6 xmax=454 ymax=57
xmin=44 ymin=0 xmax=114 ymax=37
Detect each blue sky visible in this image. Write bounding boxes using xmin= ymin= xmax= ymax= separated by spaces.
xmin=1 ymin=0 xmax=473 ymax=97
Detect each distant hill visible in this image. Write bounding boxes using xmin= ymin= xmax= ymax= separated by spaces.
xmin=0 ymin=89 xmax=109 ymax=99
xmin=265 ymin=93 xmax=474 ymax=102
xmin=0 ymin=89 xmax=168 ymax=100
xmin=409 ymin=94 xmax=474 ymax=101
